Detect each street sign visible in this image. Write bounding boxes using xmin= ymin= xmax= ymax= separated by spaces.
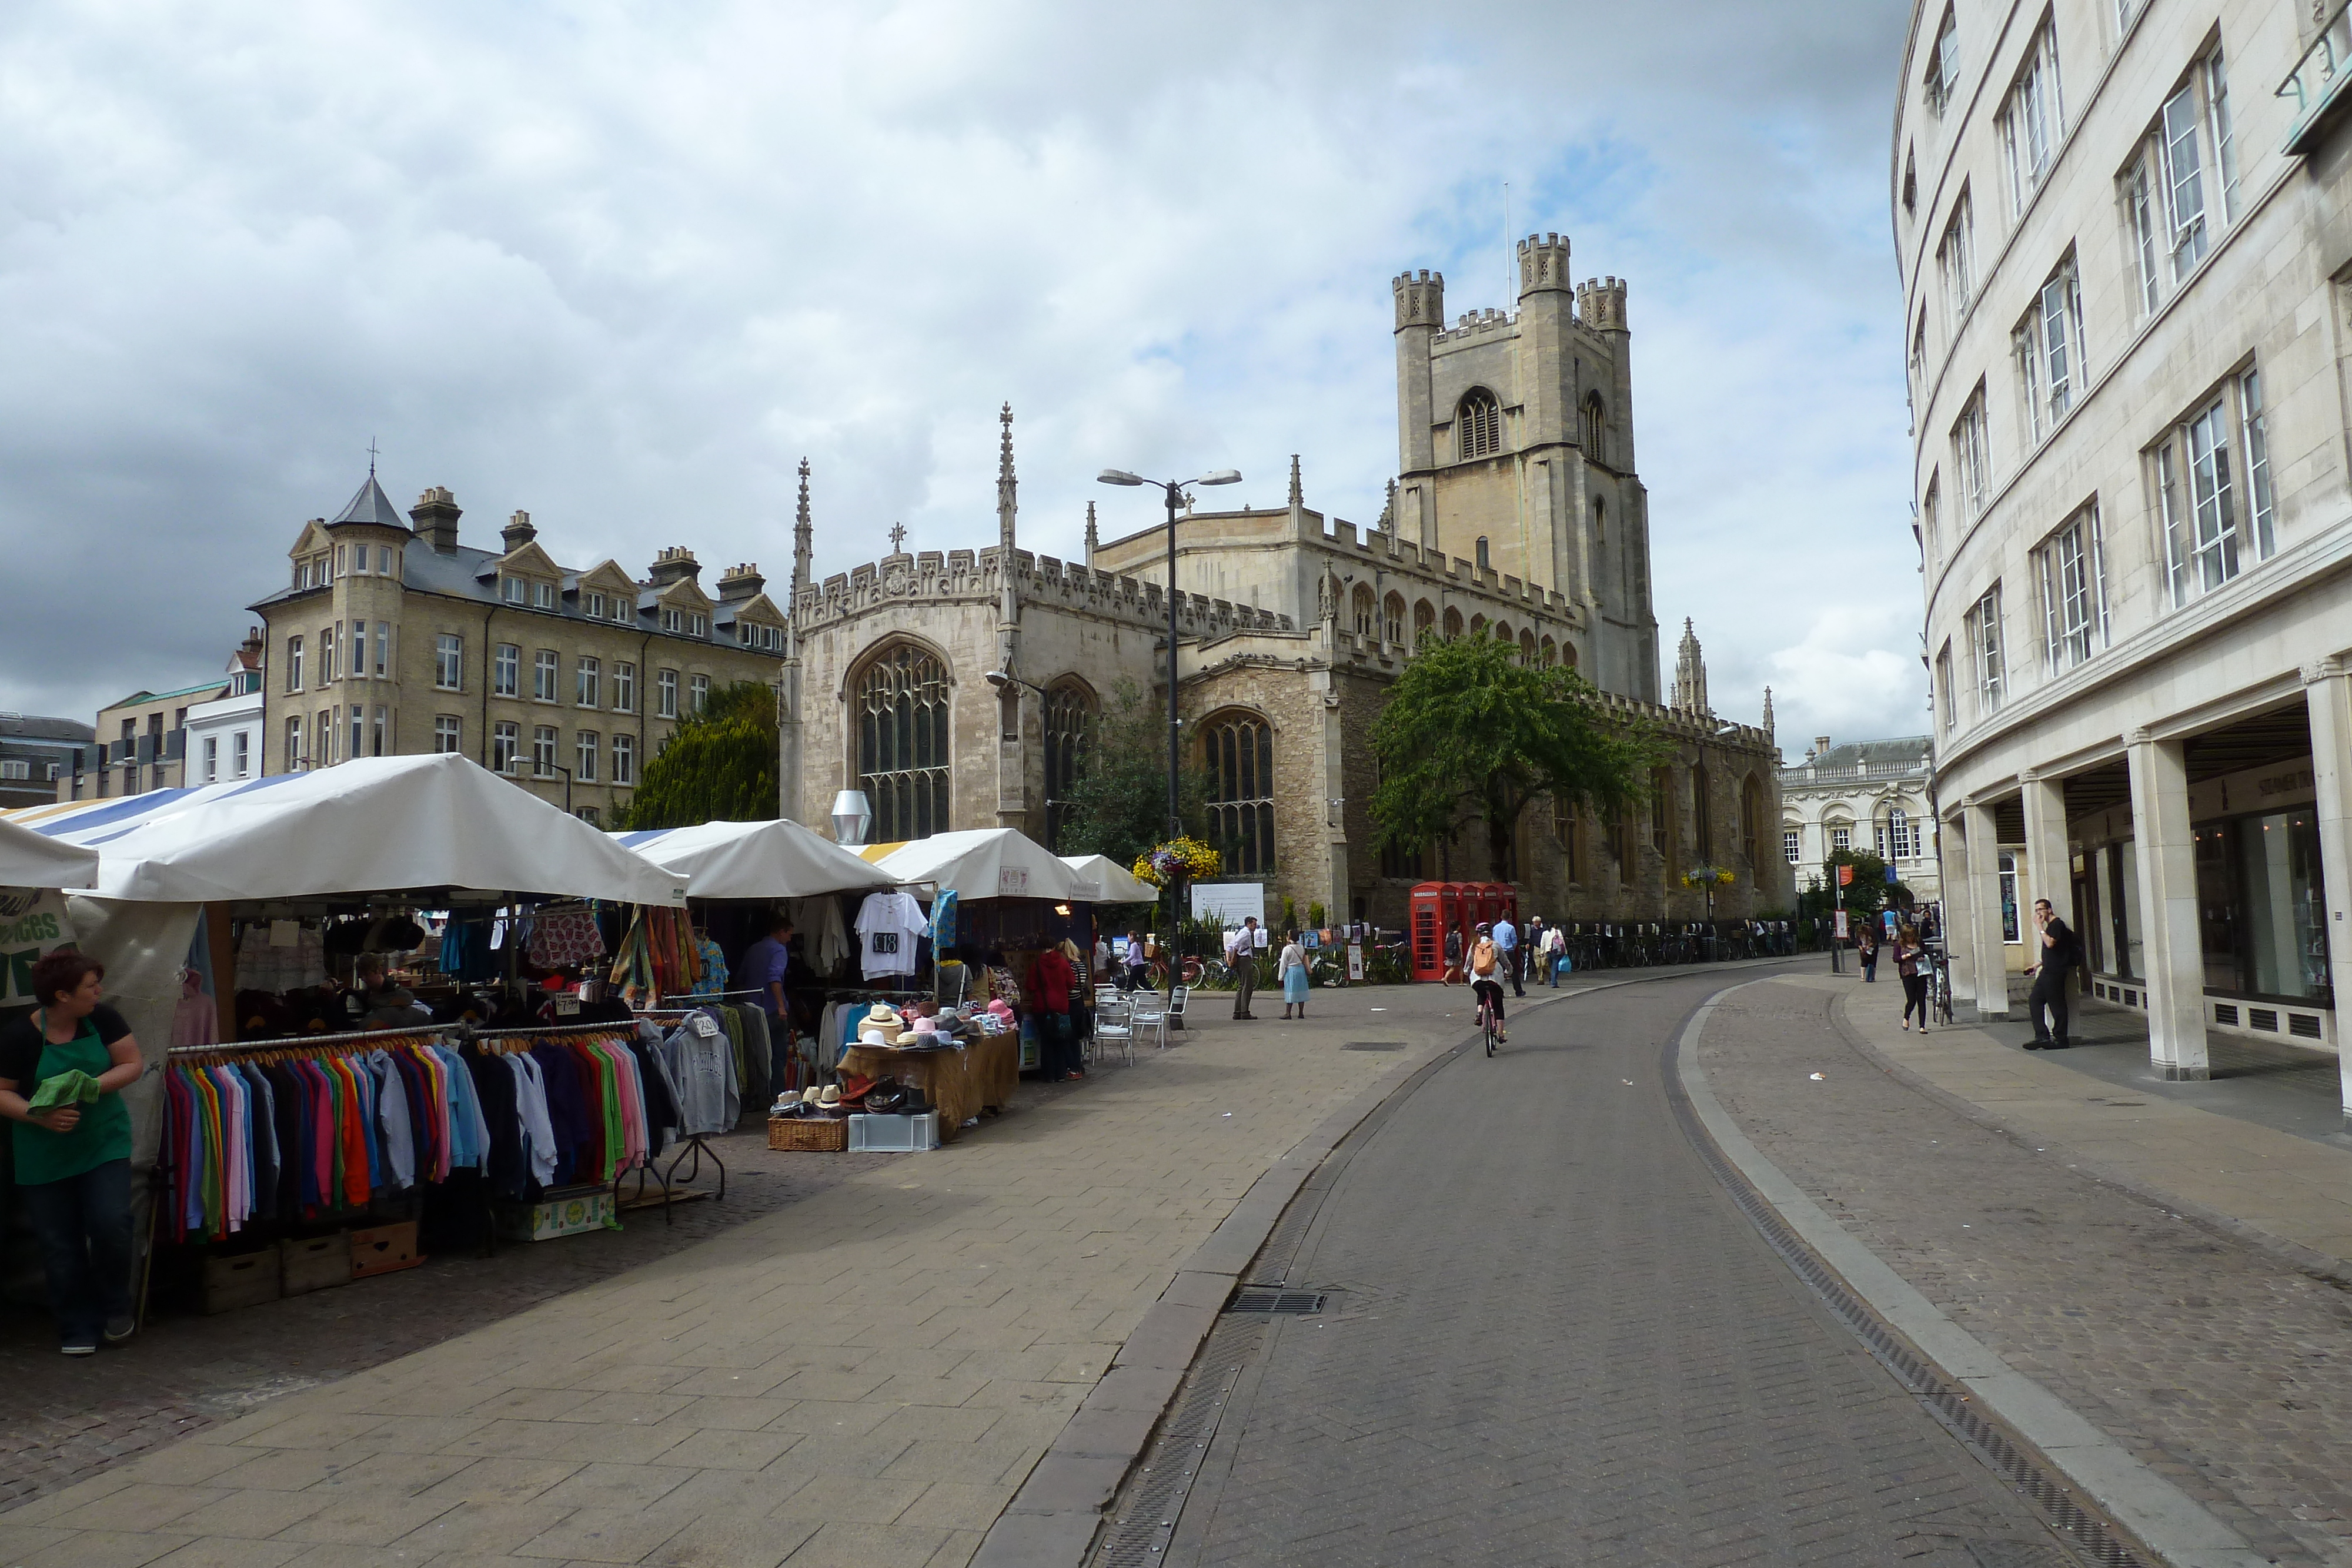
xmin=1836 ymin=865 xmax=1854 ymax=887
xmin=1834 ymin=911 xmax=1849 ymax=939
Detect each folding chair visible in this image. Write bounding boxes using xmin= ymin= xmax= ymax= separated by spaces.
xmin=1092 ymin=995 xmax=1135 ymax=1066
xmin=1128 ymin=995 xmax=1170 ymax=1051
xmin=1167 ymin=984 xmax=1190 ymax=1032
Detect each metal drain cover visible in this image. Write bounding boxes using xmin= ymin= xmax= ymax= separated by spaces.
xmin=1225 ymin=1287 xmax=1327 ymax=1315
xmin=1343 ymin=1041 xmax=1406 ymax=1051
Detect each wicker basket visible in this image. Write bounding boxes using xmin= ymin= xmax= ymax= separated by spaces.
xmin=769 ymin=1116 xmax=848 ymax=1152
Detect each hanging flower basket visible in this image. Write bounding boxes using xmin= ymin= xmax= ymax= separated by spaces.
xmin=1681 ymin=865 xmax=1738 ymax=890
xmin=1132 ymin=837 xmax=1221 ymax=888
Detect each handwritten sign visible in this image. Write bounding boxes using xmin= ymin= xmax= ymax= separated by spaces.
xmin=0 ymin=889 xmax=79 ymax=1007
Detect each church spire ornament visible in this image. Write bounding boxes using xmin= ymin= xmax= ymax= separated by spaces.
xmin=997 ymin=402 xmax=1018 ymax=554
xmin=1084 ymin=500 xmax=1099 ymax=568
xmin=791 ymin=457 xmax=813 ymax=596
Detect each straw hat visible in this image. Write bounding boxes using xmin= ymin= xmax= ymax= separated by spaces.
xmin=817 ymin=1084 xmax=842 ymax=1109
xmin=866 ymin=1002 xmax=902 ymax=1028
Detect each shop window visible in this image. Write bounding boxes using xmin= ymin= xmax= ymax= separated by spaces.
xmin=492 ymin=721 xmax=520 ymax=775
xmin=1999 ymin=851 xmax=2021 ymax=942
xmin=1202 ymin=712 xmax=1275 ymax=874
xmin=1042 ymin=681 xmax=1094 ymax=852
xmin=855 ymin=641 xmax=952 ymax=841
xmin=2192 ymin=810 xmax=2332 ymax=1002
xmin=493 ymin=644 xmax=520 ymax=697
xmin=433 ymin=716 xmax=460 ymax=755
xmin=612 ymin=663 xmax=636 ymax=714
xmin=612 ymin=733 xmax=636 ymax=786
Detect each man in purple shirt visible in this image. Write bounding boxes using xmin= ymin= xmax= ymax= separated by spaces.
xmin=740 ymin=914 xmax=795 ymax=1024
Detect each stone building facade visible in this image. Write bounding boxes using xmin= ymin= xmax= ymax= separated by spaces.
xmin=245 ymin=473 xmax=789 ymax=824
xmin=1897 ymin=0 xmax=2352 ymax=1109
xmin=1778 ymin=734 xmax=1945 ymax=916
xmin=782 ymin=244 xmax=1790 ymax=930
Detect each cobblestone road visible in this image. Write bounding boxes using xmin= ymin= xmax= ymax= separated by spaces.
xmin=1167 ymin=969 xmax=2084 ymax=1567
xmin=1705 ymin=974 xmax=2352 ymax=1567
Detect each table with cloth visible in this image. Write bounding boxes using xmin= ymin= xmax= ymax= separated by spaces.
xmin=838 ymin=1031 xmax=1018 ymax=1143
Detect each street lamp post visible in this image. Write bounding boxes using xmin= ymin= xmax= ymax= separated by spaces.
xmin=1097 ymin=465 xmax=1240 ymax=979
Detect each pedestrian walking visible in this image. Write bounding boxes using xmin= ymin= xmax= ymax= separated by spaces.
xmin=1544 ymin=922 xmax=1566 ymax=985
xmin=1278 ymin=931 xmax=1310 ymax=1019
xmin=0 ymin=952 xmax=145 ymax=1355
xmin=1494 ymin=913 xmax=1524 ymax=997
xmin=2024 ymin=899 xmax=2082 ymax=1049
xmin=1122 ymin=930 xmax=1148 ymax=992
xmin=1442 ymin=925 xmax=1464 ymax=985
xmin=1894 ymin=925 xmax=1930 ymax=1031
xmin=1856 ymin=918 xmax=1880 ymax=982
xmin=1229 ymin=917 xmax=1262 ymax=1019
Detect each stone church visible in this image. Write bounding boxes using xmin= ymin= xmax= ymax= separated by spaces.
xmin=780 ymin=235 xmax=1789 ymax=928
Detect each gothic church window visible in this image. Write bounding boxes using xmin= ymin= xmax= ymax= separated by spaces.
xmin=1742 ymin=775 xmax=1764 ymax=880
xmin=1539 ymin=636 xmax=1557 ymax=666
xmin=1693 ymin=763 xmax=1714 ymax=864
xmin=1042 ymin=681 xmax=1094 ymax=852
xmin=1202 ymin=712 xmax=1275 ymax=874
xmin=1414 ymin=600 xmax=1435 ymax=645
xmin=1582 ymin=394 xmax=1608 ymax=464
xmin=1383 ymin=593 xmax=1406 ymax=644
xmin=1351 ymin=585 xmax=1376 ymax=638
xmin=1492 ymin=621 xmax=1511 ymax=647
xmin=1443 ymin=607 xmax=1464 ymax=638
xmin=1519 ymin=628 xmax=1537 ymax=664
xmin=1456 ymin=389 xmax=1502 ymax=460
xmin=855 ymin=642 xmax=951 ymax=842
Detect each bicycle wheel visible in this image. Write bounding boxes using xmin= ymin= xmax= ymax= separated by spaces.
xmin=1483 ymin=1000 xmax=1497 ymax=1056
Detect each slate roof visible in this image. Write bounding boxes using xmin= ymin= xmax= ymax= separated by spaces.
xmin=330 ymin=473 xmax=408 ymax=529
xmin=0 ymin=714 xmax=95 ymax=743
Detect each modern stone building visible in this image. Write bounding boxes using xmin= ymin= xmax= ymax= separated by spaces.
xmin=1779 ymin=734 xmax=1945 ymax=918
xmin=244 ymin=473 xmax=789 ymax=824
xmin=1 ymin=715 xmax=93 ymax=810
xmin=1896 ymin=0 xmax=2351 ymax=1106
xmin=781 ymin=245 xmax=1788 ymax=930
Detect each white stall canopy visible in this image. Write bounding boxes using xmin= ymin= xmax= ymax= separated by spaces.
xmin=1058 ymin=854 xmax=1159 ymax=904
xmin=0 ymin=817 xmax=98 ymax=890
xmin=859 ymin=828 xmax=1094 ymax=902
xmin=613 ymin=819 xmax=894 ymax=900
xmin=14 ymin=754 xmax=686 ymax=906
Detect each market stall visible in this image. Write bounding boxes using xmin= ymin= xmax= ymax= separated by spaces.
xmin=1059 ymin=853 xmax=1160 ymax=906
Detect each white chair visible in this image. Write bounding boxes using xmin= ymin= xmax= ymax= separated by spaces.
xmin=1092 ymin=996 xmax=1135 ymax=1066
xmin=1128 ymin=996 xmax=1170 ymax=1051
xmin=1167 ymin=984 xmax=1190 ymax=1032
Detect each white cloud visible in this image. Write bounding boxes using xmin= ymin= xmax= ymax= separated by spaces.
xmin=0 ymin=0 xmax=1924 ymax=747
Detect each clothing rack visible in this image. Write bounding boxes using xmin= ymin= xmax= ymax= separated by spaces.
xmin=169 ymin=1022 xmax=442 ymax=1058
xmin=628 ymin=1009 xmax=732 ymax=1209
xmin=465 ymin=1018 xmax=699 ymax=1220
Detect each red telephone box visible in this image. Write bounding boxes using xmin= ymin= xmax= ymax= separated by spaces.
xmin=1408 ymin=882 xmax=1471 ymax=981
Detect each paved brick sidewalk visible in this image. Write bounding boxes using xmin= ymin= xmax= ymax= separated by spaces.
xmin=1168 ymin=969 xmax=2079 ymax=1567
xmin=0 ymin=984 xmax=1501 ymax=1568
xmin=1699 ymin=972 xmax=2352 ymax=1567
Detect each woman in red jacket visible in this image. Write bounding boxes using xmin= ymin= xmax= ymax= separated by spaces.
xmin=1028 ymin=944 xmax=1083 ymax=1082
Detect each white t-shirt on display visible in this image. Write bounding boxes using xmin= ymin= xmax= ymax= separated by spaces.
xmin=854 ymin=890 xmax=927 ymax=980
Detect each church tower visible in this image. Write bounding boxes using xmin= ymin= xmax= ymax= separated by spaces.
xmin=1391 ymin=234 xmax=1659 ymax=702
xmin=1669 ymin=619 xmax=1710 ymax=716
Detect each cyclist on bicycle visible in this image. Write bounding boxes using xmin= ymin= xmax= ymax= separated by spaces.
xmin=1468 ymin=922 xmax=1506 ymax=1043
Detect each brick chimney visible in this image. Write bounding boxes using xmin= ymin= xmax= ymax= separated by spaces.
xmin=647 ymin=546 xmax=701 ymax=588
xmin=1815 ymin=735 xmax=1832 ymax=758
xmin=409 ymin=487 xmax=462 ymax=553
xmin=500 ymin=509 xmax=537 ymax=553
xmin=716 ymin=562 xmax=764 ymax=603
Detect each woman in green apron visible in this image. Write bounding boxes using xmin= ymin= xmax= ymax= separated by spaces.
xmin=0 ymin=951 xmax=144 ymax=1356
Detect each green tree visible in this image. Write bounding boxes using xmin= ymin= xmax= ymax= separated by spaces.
xmin=1369 ymin=632 xmax=1660 ymax=882
xmin=1054 ymin=678 xmax=1207 ymax=870
xmin=616 ymin=681 xmax=779 ymax=828
xmin=1799 ymin=849 xmax=1909 ymax=923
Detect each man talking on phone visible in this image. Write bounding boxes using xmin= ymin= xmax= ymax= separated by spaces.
xmin=2024 ymin=898 xmax=2081 ymax=1049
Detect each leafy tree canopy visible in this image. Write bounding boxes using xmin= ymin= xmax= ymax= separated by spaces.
xmin=616 ymin=680 xmax=779 ymax=829
xmin=1369 ymin=633 xmax=1661 ymax=882
xmin=1054 ymin=678 xmax=1207 ymax=878
xmin=1799 ymin=848 xmax=1910 ymax=923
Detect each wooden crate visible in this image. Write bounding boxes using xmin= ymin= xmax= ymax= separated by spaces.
xmin=279 ymin=1234 xmax=350 ymax=1296
xmin=350 ymin=1221 xmax=425 ymax=1279
xmin=202 ymin=1249 xmax=280 ymax=1314
xmin=769 ymin=1116 xmax=847 ymax=1151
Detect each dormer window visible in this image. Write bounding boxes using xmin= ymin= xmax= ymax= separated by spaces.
xmin=1456 ymin=389 xmax=1501 ymax=460
xmin=689 ymin=613 xmax=709 ymax=637
xmin=662 ymin=608 xmax=683 ymax=633
xmin=533 ymin=581 xmax=556 ymax=610
xmin=587 ymin=591 xmax=606 ymax=620
xmin=503 ymin=576 xmax=527 ymax=604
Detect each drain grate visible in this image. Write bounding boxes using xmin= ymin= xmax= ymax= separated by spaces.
xmin=1224 ymin=1286 xmax=1327 ymax=1315
xmin=1669 ymin=1053 xmax=2144 ymax=1567
xmin=1091 ymin=1313 xmax=1267 ymax=1567
xmin=1343 ymin=1040 xmax=1406 ymax=1051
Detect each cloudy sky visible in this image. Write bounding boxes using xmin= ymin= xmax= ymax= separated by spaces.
xmin=1 ymin=1 xmax=1926 ymax=751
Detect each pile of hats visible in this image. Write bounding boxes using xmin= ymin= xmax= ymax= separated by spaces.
xmin=978 ymin=998 xmax=1017 ymax=1036
xmin=857 ymin=1003 xmax=908 ymax=1047
xmin=771 ymin=1084 xmax=844 ymax=1119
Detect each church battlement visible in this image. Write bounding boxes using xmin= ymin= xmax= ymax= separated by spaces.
xmin=1577 ymin=275 xmax=1629 ymax=332
xmin=1518 ymin=232 xmax=1571 ymax=295
xmin=794 ymin=540 xmax=1295 ymax=640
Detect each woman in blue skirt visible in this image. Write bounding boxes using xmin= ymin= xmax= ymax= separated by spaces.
xmin=1278 ymin=931 xmax=1310 ymax=1019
